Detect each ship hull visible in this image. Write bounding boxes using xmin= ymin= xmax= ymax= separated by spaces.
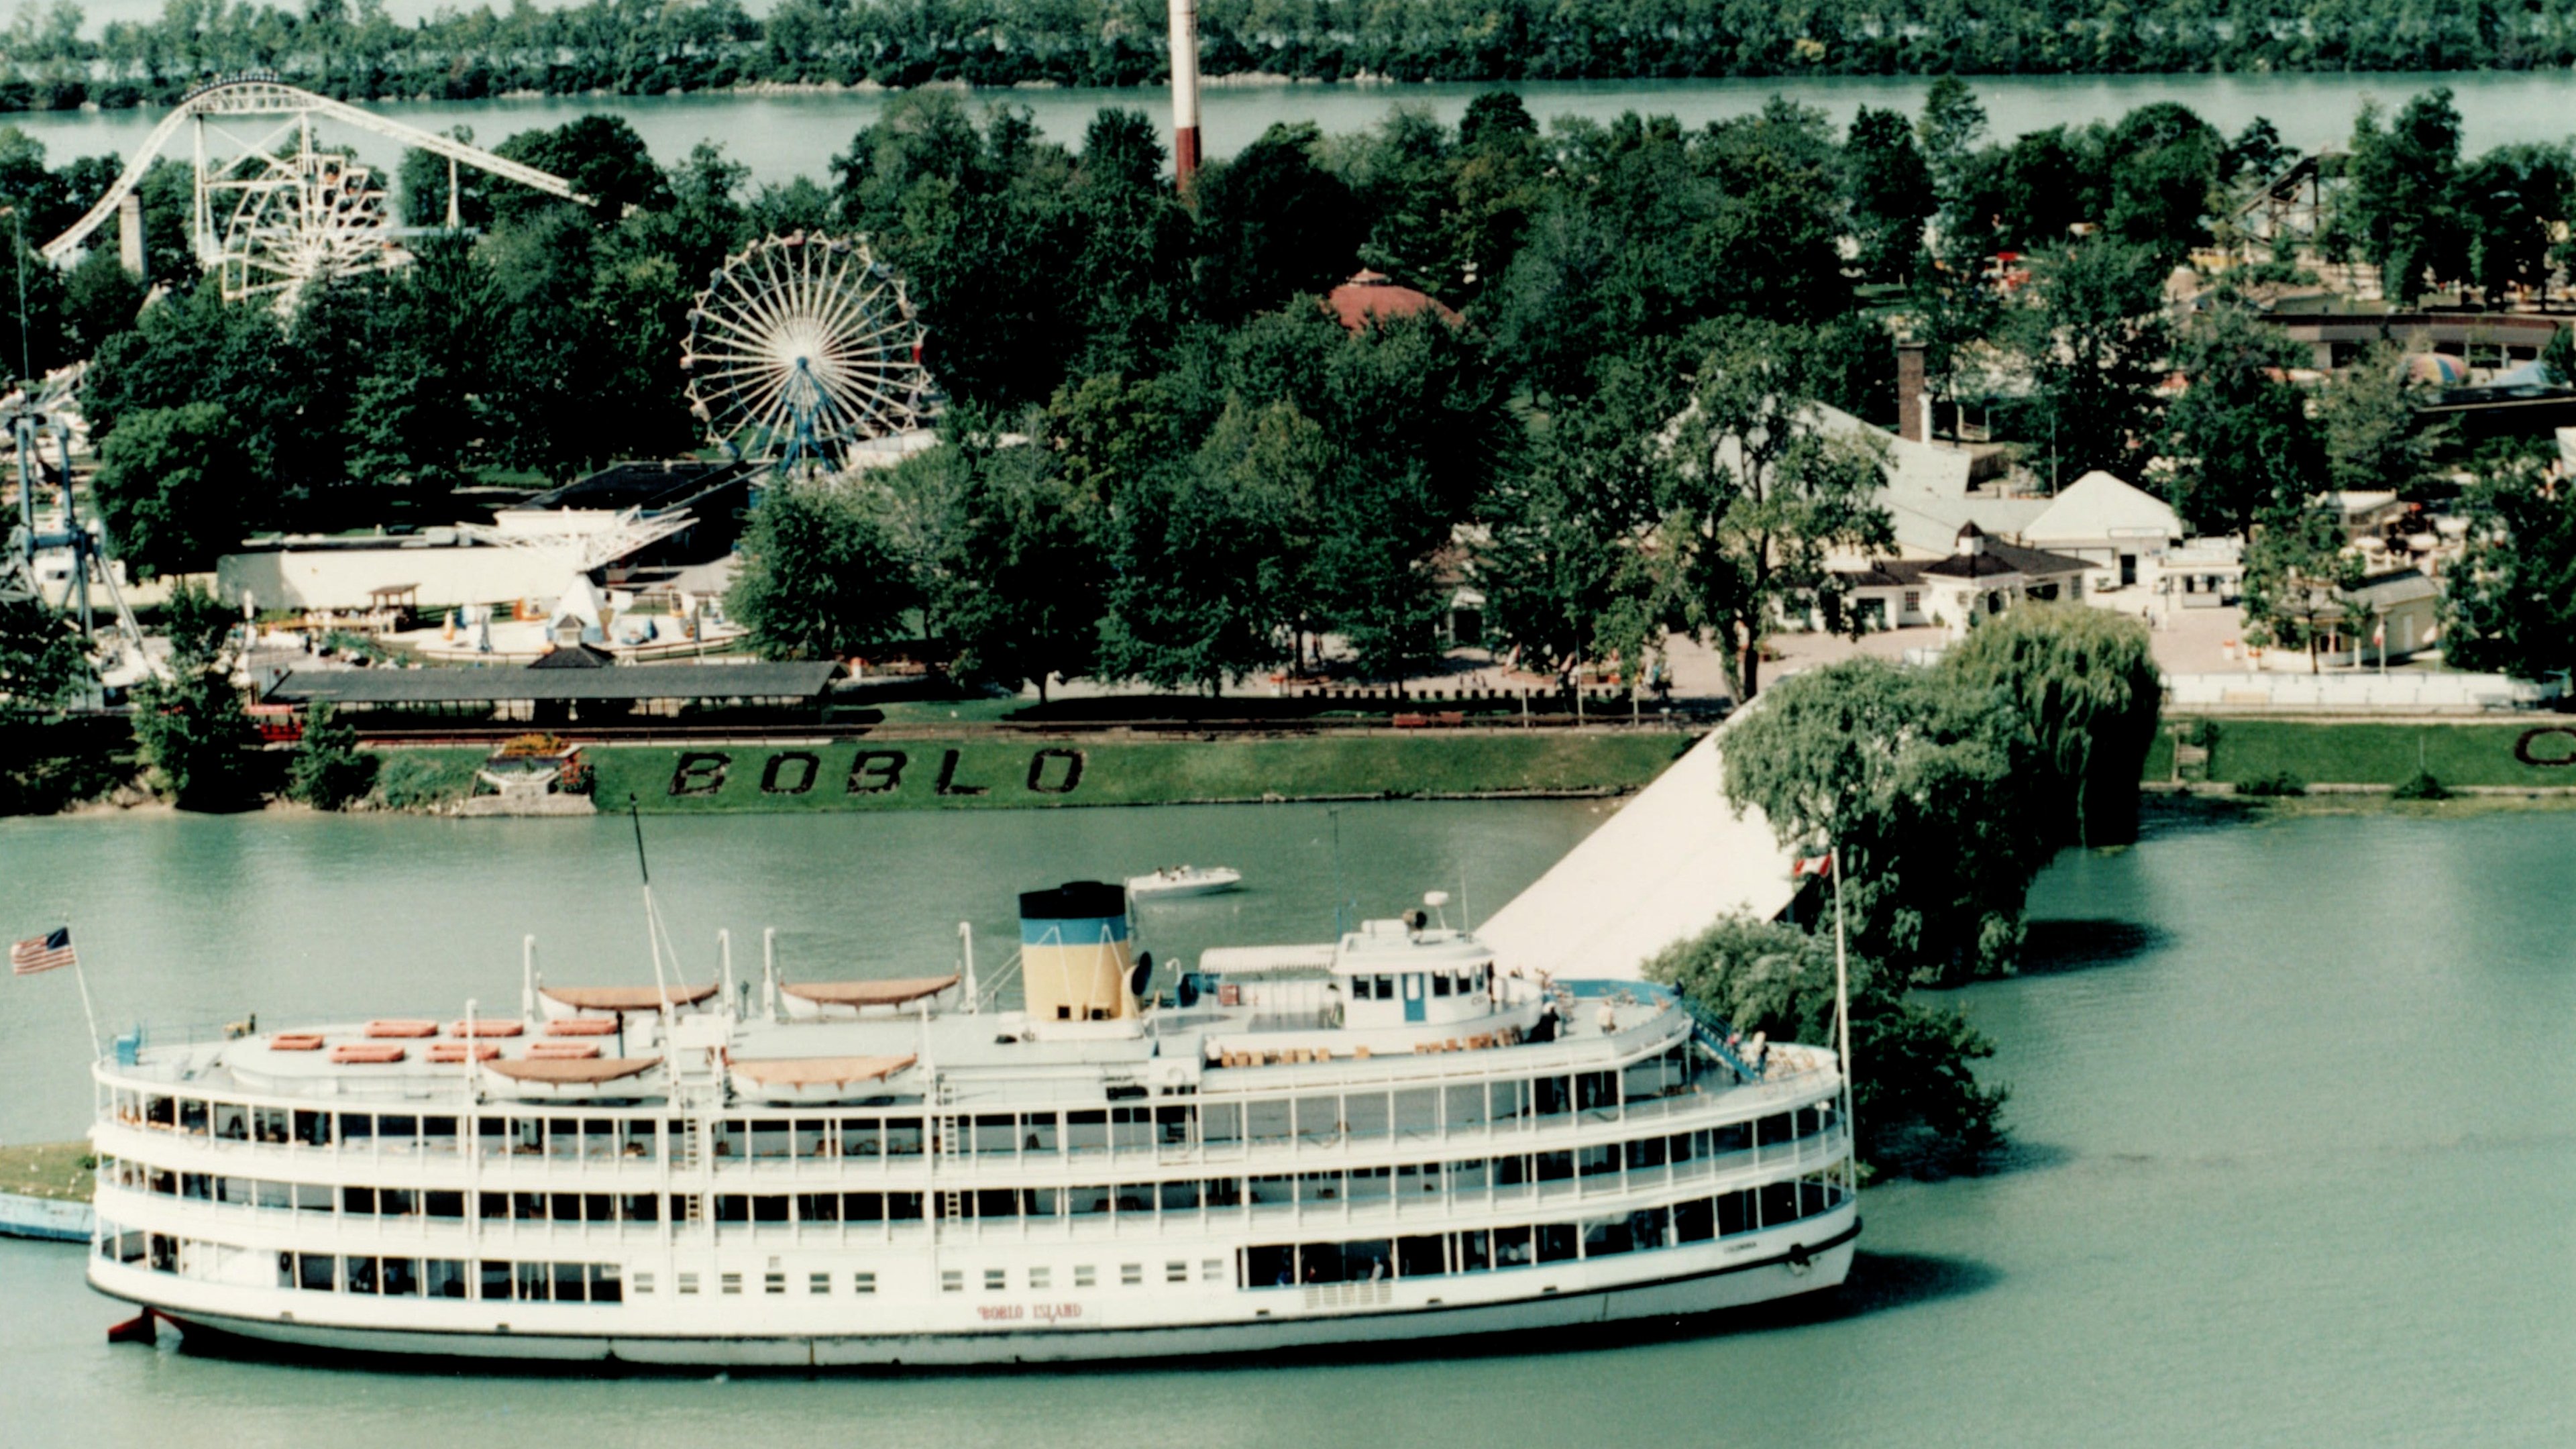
xmin=113 ymin=1224 xmax=1856 ymax=1369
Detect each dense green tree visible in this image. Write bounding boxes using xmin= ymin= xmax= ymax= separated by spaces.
xmin=2011 ymin=237 xmax=2169 ymax=486
xmin=2455 ymin=144 xmax=2571 ymax=307
xmin=492 ymin=113 xmax=670 ymax=223
xmin=1654 ymin=319 xmax=1892 ymax=699
xmin=2345 ymin=90 xmax=2464 ymax=305
xmin=1722 ymin=656 xmax=2047 ymax=985
xmin=284 ymin=698 xmax=377 ymax=810
xmin=1191 ymin=121 xmax=1360 ymax=327
xmin=1939 ymin=604 xmax=2162 ymax=847
xmin=1094 ymin=400 xmax=1302 ymax=692
xmin=727 ymin=480 xmax=918 ymax=659
xmin=2101 ymin=101 xmax=2222 ymax=261
xmin=2318 ymin=343 xmax=2449 ymax=496
xmin=62 ymin=247 xmax=144 ymax=357
xmin=2241 ymin=502 xmax=2365 ymax=672
xmin=909 ymin=423 xmax=1102 ymax=700
xmin=1844 ymin=105 xmax=1933 ymax=284
xmin=2161 ymin=301 xmax=2324 ymax=535
xmin=2442 ymin=460 xmax=2576 ymax=683
xmin=1645 ymin=916 xmax=2008 ymax=1178
xmin=131 ymin=583 xmax=255 ymax=810
xmin=89 ymin=400 xmax=252 ymax=575
xmin=0 ymin=590 xmax=86 ymax=711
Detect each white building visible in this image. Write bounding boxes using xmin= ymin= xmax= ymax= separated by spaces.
xmin=2021 ymin=470 xmax=2184 ymax=594
xmin=1839 ymin=523 xmax=2090 ymax=636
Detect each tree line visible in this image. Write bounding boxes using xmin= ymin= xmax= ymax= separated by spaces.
xmin=11 ymin=0 xmax=2576 ymax=111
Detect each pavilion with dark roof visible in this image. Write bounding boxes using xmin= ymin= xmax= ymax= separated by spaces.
xmin=1836 ymin=523 xmax=2091 ymax=635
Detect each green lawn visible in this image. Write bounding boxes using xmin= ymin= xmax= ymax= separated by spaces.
xmin=582 ymin=732 xmax=1691 ymax=813
xmin=0 ymin=1142 xmax=93 ymax=1203
xmin=2156 ymin=718 xmax=2576 ymax=788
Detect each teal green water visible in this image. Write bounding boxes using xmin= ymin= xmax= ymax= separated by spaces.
xmin=1 ymin=72 xmax=2570 ymax=186
xmin=1 ymin=804 xmax=2569 ymax=1447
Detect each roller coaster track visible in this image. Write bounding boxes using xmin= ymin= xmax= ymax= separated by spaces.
xmin=40 ymin=72 xmax=593 ymax=264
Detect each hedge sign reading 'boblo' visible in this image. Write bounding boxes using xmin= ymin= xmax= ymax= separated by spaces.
xmin=667 ymin=747 xmax=1087 ymax=800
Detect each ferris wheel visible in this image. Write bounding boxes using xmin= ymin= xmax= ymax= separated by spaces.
xmin=682 ymin=233 xmax=936 ymax=472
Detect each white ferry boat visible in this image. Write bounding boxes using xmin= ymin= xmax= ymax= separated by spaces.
xmin=86 ymin=880 xmax=1858 ymax=1366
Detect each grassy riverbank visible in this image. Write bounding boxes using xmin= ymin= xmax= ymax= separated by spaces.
xmin=0 ymin=1142 xmax=92 ymax=1203
xmin=368 ymin=731 xmax=1692 ymax=814
xmin=2144 ymin=718 xmax=2576 ymax=790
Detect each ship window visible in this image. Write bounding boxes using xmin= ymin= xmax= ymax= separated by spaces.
xmin=511 ymin=1118 xmax=543 ymax=1157
xmin=144 ymin=1095 xmax=174 ymax=1129
xmin=1203 ymin=1258 xmax=1226 ymax=1283
xmin=622 ymin=1121 xmax=657 ymax=1161
xmin=213 ymin=1103 xmax=248 ymax=1140
xmin=340 ymin=1112 xmax=374 ymax=1148
xmin=853 ymin=1273 xmax=876 ymax=1295
xmin=751 ymin=1120 xmax=792 ymax=1160
xmin=975 ymin=1189 xmax=1020 ymax=1220
xmin=941 ymin=1271 xmax=963 ymax=1293
xmin=343 ymin=1186 xmax=376 ymax=1215
xmin=380 ymin=1114 xmax=419 ymax=1152
xmin=1244 ymin=1246 xmax=1291 ymax=1287
xmin=343 ymin=1256 xmax=378 ymax=1294
xmin=1343 ymin=1092 xmax=1388 ymax=1139
xmin=1629 ymin=1135 xmax=1666 ymax=1169
xmin=1534 ymin=1150 xmax=1574 ymax=1182
xmin=1432 ymin=973 xmax=1452 ymax=998
xmin=1395 ymin=1163 xmax=1440 ymax=1199
xmin=1158 ymin=1180 xmax=1199 ymax=1212
xmin=423 ymin=1116 xmax=459 ymax=1155
xmin=218 ymin=1175 xmax=254 ymax=1206
xmin=178 ymin=1099 xmax=208 ymax=1136
xmin=591 ymin=1265 xmax=622 ymax=1303
xmin=720 ymin=1273 xmax=743 ymax=1296
xmin=713 ymin=1120 xmax=745 ymax=1159
xmin=839 ymin=1118 xmax=879 ymax=1158
xmin=258 ymin=1180 xmax=292 ymax=1210
xmin=1391 ymin=1089 xmax=1438 ymax=1140
xmin=1575 ymin=1071 xmax=1619 ymax=1119
xmin=1444 ymin=1084 xmax=1487 ymax=1131
xmin=1396 ymin=1236 xmax=1446 ymax=1279
xmin=426 ymin=1259 xmax=467 ymax=1299
xmin=146 ymin=1169 xmax=173 ymax=1196
xmin=294 ymin=1183 xmax=332 ymax=1213
xmin=1674 ymin=1197 xmax=1715 ymax=1244
xmin=753 ymin=1195 xmax=788 ymax=1224
xmin=1114 ymin=1183 xmax=1154 ymax=1214
xmin=1346 ymin=1167 xmax=1390 ymax=1203
xmin=1755 ymin=1112 xmax=1792 ymax=1146
xmin=1295 ymin=1171 xmax=1341 ymax=1205
xmin=794 ymin=1120 xmax=830 ymax=1159
xmin=1063 ymin=1184 xmax=1108 ymax=1216
xmin=1577 ymin=1143 xmax=1621 ymax=1177
xmin=975 ymin=1114 xmax=1018 ymax=1155
xmin=1198 ymin=1103 xmax=1240 ymax=1146
xmin=1244 ymin=1099 xmax=1291 ymax=1146
xmin=1248 ymin=1175 xmax=1293 ymax=1207
xmin=553 ymin=1262 xmax=588 ymax=1302
xmin=385 ymin=1257 xmax=422 ymax=1297
xmin=1758 ymin=1181 xmax=1797 ymax=1228
xmin=427 ymin=1191 xmax=464 ymax=1219
xmin=984 ymin=1269 xmax=1006 ymax=1291
xmin=1371 ymin=975 xmax=1392 ymax=999
xmin=1065 ymin=1110 xmax=1108 ymax=1153
xmin=1110 ymin=1107 xmax=1153 ymax=1152
xmin=1030 ymin=1267 xmax=1051 ymax=1290
xmin=714 ymin=1195 xmax=749 ymax=1223
xmin=1536 ymin=1224 xmax=1578 ymax=1263
xmin=810 ymin=1272 xmax=830 ymax=1294
xmin=1667 ymin=1132 xmax=1696 ymax=1165
xmin=1488 ymin=1079 xmax=1528 ymax=1122
xmin=765 ymin=1271 xmax=787 ymax=1295
xmin=180 ymin=1172 xmax=212 ymax=1200
xmin=1532 ymin=1077 xmax=1571 ymax=1118
xmin=513 ymin=1191 xmax=545 ymax=1221
xmin=299 ymin=1252 xmax=336 ymax=1291
xmin=1156 ymin=1104 xmax=1193 ymax=1146
xmin=1120 ymin=1264 xmax=1142 ymax=1287
xmin=677 ymin=1272 xmax=700 ymax=1296
xmin=1717 ymin=1190 xmax=1752 ymax=1237
xmin=1293 ymin=1096 xmax=1340 ymax=1144
xmin=1202 ymin=1177 xmax=1243 ymax=1208
xmin=254 ymin=1106 xmax=289 ymax=1143
xmin=885 ymin=1192 xmax=924 ymax=1221
xmin=582 ymin=1119 xmax=615 ymax=1161
xmin=1165 ymin=1260 xmax=1187 ymax=1284
xmin=798 ymin=1192 xmax=839 ymax=1223
xmin=1074 ymin=1266 xmax=1096 ymax=1289
xmin=580 ymin=1193 xmax=610 ymax=1223
xmin=1711 ymin=1122 xmax=1750 ymax=1156
xmin=883 ymin=1118 xmax=924 ymax=1157
xmin=1019 ymin=1112 xmax=1060 ymax=1153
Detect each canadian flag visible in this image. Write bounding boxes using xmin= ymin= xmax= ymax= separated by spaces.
xmin=1792 ymin=850 xmax=1835 ymax=879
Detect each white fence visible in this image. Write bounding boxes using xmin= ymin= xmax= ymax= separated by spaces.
xmin=2165 ymin=672 xmax=2561 ymax=712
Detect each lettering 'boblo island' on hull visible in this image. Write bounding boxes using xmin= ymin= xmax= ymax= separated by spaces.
xmin=83 ymin=867 xmax=1856 ymax=1366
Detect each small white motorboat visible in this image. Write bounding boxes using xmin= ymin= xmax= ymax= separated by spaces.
xmin=1125 ymin=865 xmax=1244 ymax=900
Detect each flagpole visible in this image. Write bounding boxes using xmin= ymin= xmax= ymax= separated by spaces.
xmin=66 ymin=917 xmax=102 ymax=1064
xmin=1831 ymin=853 xmax=1854 ymax=1180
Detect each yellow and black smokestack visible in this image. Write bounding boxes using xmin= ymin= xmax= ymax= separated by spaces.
xmin=1020 ymin=881 xmax=1136 ymax=1022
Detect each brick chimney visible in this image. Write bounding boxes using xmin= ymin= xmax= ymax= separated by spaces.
xmin=1895 ymin=341 xmax=1927 ymax=443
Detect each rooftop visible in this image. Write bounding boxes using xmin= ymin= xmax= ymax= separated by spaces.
xmin=263 ymin=659 xmax=843 ymax=706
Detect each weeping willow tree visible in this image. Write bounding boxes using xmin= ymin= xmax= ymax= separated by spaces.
xmin=1940 ymin=602 xmax=2163 ymax=848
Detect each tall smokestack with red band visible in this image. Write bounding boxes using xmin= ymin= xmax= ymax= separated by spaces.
xmin=1169 ymin=0 xmax=1201 ymax=191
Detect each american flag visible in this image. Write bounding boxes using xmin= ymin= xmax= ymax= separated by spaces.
xmin=10 ymin=927 xmax=76 ymax=975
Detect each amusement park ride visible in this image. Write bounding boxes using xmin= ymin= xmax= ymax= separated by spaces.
xmin=3 ymin=76 xmax=945 ymax=701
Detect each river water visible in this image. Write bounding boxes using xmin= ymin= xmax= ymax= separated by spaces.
xmin=0 ymin=800 xmax=2568 ymax=1446
xmin=2 ymin=72 xmax=2573 ymax=188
